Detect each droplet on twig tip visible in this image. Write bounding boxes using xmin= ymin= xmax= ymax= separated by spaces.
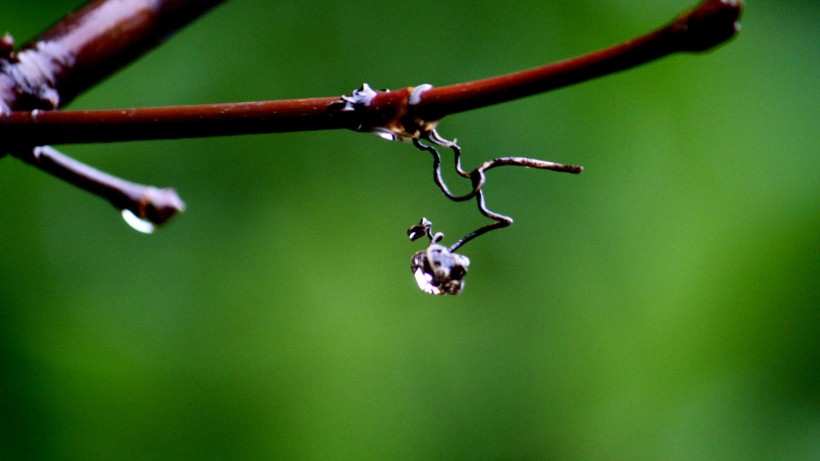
xmin=121 ymin=209 xmax=155 ymax=234
xmin=411 ymin=244 xmax=470 ymax=295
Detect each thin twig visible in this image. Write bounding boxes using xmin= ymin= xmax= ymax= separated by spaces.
xmin=0 ymin=0 xmax=743 ymax=149
xmin=0 ymin=0 xmax=225 ymax=113
xmin=413 ymin=133 xmax=583 ymax=251
xmin=414 ymin=0 xmax=744 ymax=120
xmin=15 ymin=145 xmax=185 ymax=226
xmin=0 ymin=0 xmax=743 ymax=231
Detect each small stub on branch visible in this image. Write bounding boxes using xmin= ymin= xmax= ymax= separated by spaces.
xmin=334 ymin=83 xmax=440 ymax=142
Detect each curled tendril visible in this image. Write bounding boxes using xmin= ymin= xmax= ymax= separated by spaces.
xmin=411 ymin=129 xmax=583 ymax=252
xmin=336 ymin=83 xmax=583 ymax=252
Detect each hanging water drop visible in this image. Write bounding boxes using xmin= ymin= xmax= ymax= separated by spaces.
xmin=121 ymin=209 xmax=155 ymax=234
xmin=410 ymin=243 xmax=470 ymax=295
xmin=372 ymin=128 xmax=397 ymax=141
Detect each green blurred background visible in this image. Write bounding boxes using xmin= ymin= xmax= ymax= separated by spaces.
xmin=1 ymin=1 xmax=817 ymax=459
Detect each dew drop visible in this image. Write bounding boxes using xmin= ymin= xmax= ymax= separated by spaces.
xmin=121 ymin=209 xmax=155 ymax=234
xmin=372 ymin=129 xmax=397 ymax=141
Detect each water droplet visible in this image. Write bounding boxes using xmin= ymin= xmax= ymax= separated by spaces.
xmin=410 ymin=244 xmax=470 ymax=295
xmin=372 ymin=128 xmax=397 ymax=141
xmin=121 ymin=209 xmax=155 ymax=234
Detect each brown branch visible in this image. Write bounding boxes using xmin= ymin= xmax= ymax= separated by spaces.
xmin=415 ymin=0 xmax=744 ymax=120
xmin=14 ymin=145 xmax=184 ymax=227
xmin=0 ymin=0 xmax=743 ymax=231
xmin=0 ymin=0 xmax=225 ymax=113
xmin=0 ymin=0 xmax=742 ymax=149
xmin=1 ymin=0 xmax=224 ymax=226
xmin=0 ymin=98 xmax=342 ymax=148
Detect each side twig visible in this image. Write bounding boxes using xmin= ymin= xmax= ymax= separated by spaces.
xmin=1 ymin=0 xmax=224 ymax=226
xmin=14 ymin=146 xmax=184 ymax=230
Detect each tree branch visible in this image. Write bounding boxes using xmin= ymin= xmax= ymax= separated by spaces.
xmin=414 ymin=0 xmax=744 ymax=120
xmin=0 ymin=0 xmax=225 ymax=113
xmin=0 ymin=0 xmax=742 ymax=148
xmin=14 ymin=145 xmax=184 ymax=227
xmin=0 ymin=0 xmax=743 ymax=232
xmin=1 ymin=0 xmax=224 ymax=226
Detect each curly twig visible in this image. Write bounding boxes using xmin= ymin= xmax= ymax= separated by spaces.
xmin=411 ymin=131 xmax=582 ymax=251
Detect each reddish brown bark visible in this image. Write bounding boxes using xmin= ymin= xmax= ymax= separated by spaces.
xmin=0 ymin=0 xmax=743 ymax=229
xmin=0 ymin=0 xmax=224 ymax=114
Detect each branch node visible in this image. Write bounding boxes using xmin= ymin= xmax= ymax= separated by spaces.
xmin=333 ymin=83 xmax=441 ymax=142
xmin=337 ymin=83 xmax=378 ymax=112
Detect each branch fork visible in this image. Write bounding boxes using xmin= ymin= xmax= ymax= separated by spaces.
xmin=0 ymin=0 xmax=743 ymax=239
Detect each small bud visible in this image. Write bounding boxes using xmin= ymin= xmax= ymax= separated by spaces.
xmin=0 ymin=33 xmax=14 ymax=59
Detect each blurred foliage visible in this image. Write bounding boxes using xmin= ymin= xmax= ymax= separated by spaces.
xmin=1 ymin=1 xmax=818 ymax=460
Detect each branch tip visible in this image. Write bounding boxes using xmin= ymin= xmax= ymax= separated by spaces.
xmin=675 ymin=0 xmax=744 ymax=52
xmin=137 ymin=186 xmax=186 ymax=226
xmin=14 ymin=146 xmax=185 ymax=229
